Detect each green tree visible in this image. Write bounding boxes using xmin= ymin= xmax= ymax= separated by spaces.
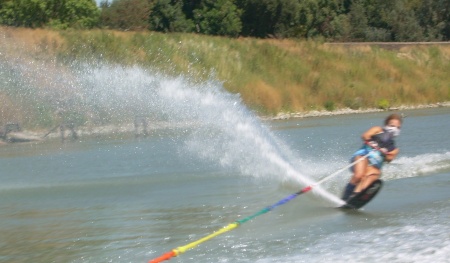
xmin=442 ymin=3 xmax=450 ymax=40
xmin=272 ymin=0 xmax=303 ymax=38
xmin=193 ymin=0 xmax=242 ymax=37
xmin=297 ymin=0 xmax=319 ymax=38
xmin=180 ymin=0 xmax=202 ymax=21
xmin=301 ymin=0 xmax=342 ymax=38
xmin=100 ymin=0 xmax=151 ymax=31
xmin=348 ymin=0 xmax=367 ymax=41
xmin=149 ymin=0 xmax=194 ymax=32
xmin=362 ymin=0 xmax=391 ymax=29
xmin=238 ymin=0 xmax=305 ymax=38
xmin=0 ymin=0 xmax=99 ymax=29
xmin=358 ymin=0 xmax=392 ymax=41
xmin=47 ymin=0 xmax=100 ymax=29
xmin=329 ymin=14 xmax=351 ymax=41
xmin=0 ymin=0 xmax=48 ymax=27
xmin=385 ymin=0 xmax=423 ymax=41
xmin=0 ymin=0 xmax=9 ymax=8
xmin=414 ymin=0 xmax=449 ymax=41
xmin=238 ymin=0 xmax=275 ymax=38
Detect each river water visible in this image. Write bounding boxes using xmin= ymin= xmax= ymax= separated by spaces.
xmin=1 ymin=106 xmax=449 ymax=263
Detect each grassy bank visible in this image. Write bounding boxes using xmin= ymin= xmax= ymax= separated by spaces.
xmin=1 ymin=26 xmax=449 ymax=130
xmin=59 ymin=29 xmax=450 ymax=114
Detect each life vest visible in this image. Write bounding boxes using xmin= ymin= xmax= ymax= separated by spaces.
xmin=350 ymin=128 xmax=397 ymax=171
xmin=371 ymin=129 xmax=397 ymax=152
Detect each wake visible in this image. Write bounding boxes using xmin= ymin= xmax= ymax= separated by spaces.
xmin=383 ymin=152 xmax=450 ymax=180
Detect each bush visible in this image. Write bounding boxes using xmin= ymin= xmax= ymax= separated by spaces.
xmin=377 ymin=99 xmax=390 ymax=110
xmin=344 ymin=97 xmax=362 ymax=110
xmin=324 ymin=101 xmax=335 ymax=111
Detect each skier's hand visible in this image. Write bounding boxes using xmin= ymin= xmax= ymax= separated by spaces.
xmin=367 ymin=141 xmax=379 ymax=149
xmin=379 ymin=147 xmax=388 ymax=155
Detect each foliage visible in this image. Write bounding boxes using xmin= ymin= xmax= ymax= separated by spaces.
xmin=385 ymin=1 xmax=424 ymax=41
xmin=1 ymin=0 xmax=450 ymax=41
xmin=149 ymin=0 xmax=194 ymax=33
xmin=348 ymin=1 xmax=368 ymax=41
xmin=377 ymin=99 xmax=390 ymax=110
xmin=0 ymin=0 xmax=99 ymax=29
xmin=238 ymin=0 xmax=293 ymax=38
xmin=324 ymin=101 xmax=335 ymax=111
xmin=193 ymin=0 xmax=242 ymax=37
xmin=100 ymin=0 xmax=151 ymax=31
xmin=0 ymin=0 xmax=48 ymax=27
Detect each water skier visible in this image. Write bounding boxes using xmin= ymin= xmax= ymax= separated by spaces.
xmin=342 ymin=113 xmax=402 ymax=201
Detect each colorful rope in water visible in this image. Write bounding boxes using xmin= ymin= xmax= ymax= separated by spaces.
xmin=149 ymin=149 xmax=375 ymax=262
xmin=149 ymin=186 xmax=312 ymax=263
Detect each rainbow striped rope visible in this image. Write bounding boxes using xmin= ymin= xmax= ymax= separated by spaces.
xmin=149 ymin=149 xmax=374 ymax=262
xmin=149 ymin=186 xmax=312 ymax=263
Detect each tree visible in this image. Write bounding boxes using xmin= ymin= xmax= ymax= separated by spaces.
xmin=348 ymin=0 xmax=367 ymax=41
xmin=100 ymin=0 xmax=151 ymax=31
xmin=271 ymin=0 xmax=303 ymax=38
xmin=149 ymin=0 xmax=194 ymax=32
xmin=0 ymin=0 xmax=99 ymax=29
xmin=193 ymin=0 xmax=242 ymax=37
xmin=329 ymin=14 xmax=351 ymax=41
xmin=297 ymin=0 xmax=319 ymax=38
xmin=385 ymin=1 xmax=423 ymax=41
xmin=299 ymin=0 xmax=342 ymax=38
xmin=0 ymin=0 xmax=9 ymax=8
xmin=414 ymin=0 xmax=449 ymax=41
xmin=47 ymin=0 xmax=100 ymax=29
xmin=0 ymin=0 xmax=48 ymax=27
xmin=238 ymin=0 xmax=278 ymax=38
xmin=238 ymin=0 xmax=305 ymax=38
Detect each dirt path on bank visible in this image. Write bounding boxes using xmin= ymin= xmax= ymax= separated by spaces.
xmin=325 ymin=41 xmax=450 ymax=50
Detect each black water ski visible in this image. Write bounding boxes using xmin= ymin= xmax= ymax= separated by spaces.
xmin=340 ymin=179 xmax=383 ymax=209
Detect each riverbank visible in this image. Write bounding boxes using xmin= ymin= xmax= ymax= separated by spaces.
xmin=1 ymin=27 xmax=450 ymax=134
xmin=270 ymin=101 xmax=450 ymax=120
xmin=3 ymin=101 xmax=448 ymax=145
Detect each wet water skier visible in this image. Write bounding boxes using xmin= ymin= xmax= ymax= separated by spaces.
xmin=342 ymin=113 xmax=403 ymax=201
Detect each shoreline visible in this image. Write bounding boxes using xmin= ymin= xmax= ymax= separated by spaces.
xmin=267 ymin=102 xmax=450 ymax=120
xmin=2 ymin=102 xmax=449 ymax=144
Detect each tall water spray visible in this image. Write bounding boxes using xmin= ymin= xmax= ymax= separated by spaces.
xmin=0 ymin=40 xmax=344 ymax=206
xmin=77 ymin=65 xmax=345 ymax=206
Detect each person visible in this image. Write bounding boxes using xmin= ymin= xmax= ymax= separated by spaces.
xmin=342 ymin=113 xmax=403 ymax=201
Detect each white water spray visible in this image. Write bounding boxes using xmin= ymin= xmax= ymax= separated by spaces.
xmin=77 ymin=65 xmax=345 ymax=206
xmin=1 ymin=57 xmax=344 ymax=205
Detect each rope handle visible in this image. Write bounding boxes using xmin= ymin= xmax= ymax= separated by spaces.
xmin=364 ymin=140 xmax=388 ymax=155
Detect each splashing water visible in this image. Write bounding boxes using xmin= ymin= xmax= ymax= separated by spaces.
xmin=383 ymin=152 xmax=450 ymax=180
xmin=0 ymin=53 xmax=344 ymax=206
xmin=78 ymin=65 xmax=345 ymax=206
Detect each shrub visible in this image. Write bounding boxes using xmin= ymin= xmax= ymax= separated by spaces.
xmin=324 ymin=101 xmax=335 ymax=111
xmin=377 ymin=99 xmax=390 ymax=110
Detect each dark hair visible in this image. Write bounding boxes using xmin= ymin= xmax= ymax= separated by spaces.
xmin=384 ymin=113 xmax=403 ymax=125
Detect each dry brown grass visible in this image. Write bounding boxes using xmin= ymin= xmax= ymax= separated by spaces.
xmin=1 ymin=26 xmax=449 ymax=127
xmin=241 ymin=80 xmax=283 ymax=113
xmin=1 ymin=26 xmax=64 ymax=54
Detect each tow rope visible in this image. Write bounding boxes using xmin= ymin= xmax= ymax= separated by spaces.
xmin=149 ymin=150 xmax=374 ymax=263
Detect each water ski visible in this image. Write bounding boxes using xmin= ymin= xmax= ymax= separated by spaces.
xmin=340 ymin=179 xmax=383 ymax=209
